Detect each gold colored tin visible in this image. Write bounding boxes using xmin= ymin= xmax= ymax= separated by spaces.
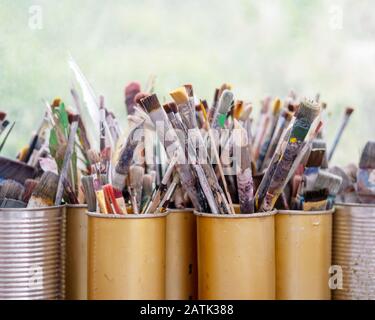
xmin=165 ymin=209 xmax=197 ymax=300
xmin=65 ymin=205 xmax=88 ymax=300
xmin=195 ymin=210 xmax=276 ymax=300
xmin=87 ymin=212 xmax=167 ymax=300
xmin=276 ymin=209 xmax=333 ymax=300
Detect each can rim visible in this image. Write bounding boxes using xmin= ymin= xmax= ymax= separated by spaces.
xmin=193 ymin=210 xmax=277 ymax=218
xmin=277 ymin=208 xmax=334 ymax=216
xmin=335 ymin=202 xmax=375 ymax=209
xmin=65 ymin=204 xmax=87 ymax=209
xmin=166 ymin=208 xmax=194 ymax=214
xmin=86 ymin=211 xmax=168 ymax=219
xmin=0 ymin=205 xmax=65 ymax=213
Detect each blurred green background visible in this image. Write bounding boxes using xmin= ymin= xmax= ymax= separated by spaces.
xmin=1 ymin=0 xmax=374 ymax=165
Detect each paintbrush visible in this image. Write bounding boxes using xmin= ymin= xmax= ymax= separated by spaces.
xmin=0 ymin=180 xmax=25 ymax=206
xmin=0 ymin=120 xmax=10 ymax=137
xmin=256 ymin=99 xmax=282 ymax=170
xmin=27 ymin=171 xmax=59 ymax=208
xmin=125 ymin=81 xmax=141 ymax=115
xmin=0 ymin=121 xmax=15 ymax=153
xmin=158 ymin=174 xmax=180 ymax=211
xmin=236 ymin=144 xmax=254 ymax=213
xmin=141 ymin=173 xmax=154 ymax=210
xmin=328 ymin=107 xmax=354 ymax=162
xmin=253 ymin=96 xmax=271 ymax=153
xmin=140 ymin=94 xmax=207 ymax=212
xmin=128 ymin=165 xmax=144 ymax=214
xmin=143 ymin=153 xmax=178 ymax=213
xmin=55 ymin=119 xmax=79 ymax=206
xmin=261 ymin=110 xmax=294 ymax=171
xmin=112 ymin=119 xmax=144 ymax=191
xmin=81 ymin=175 xmax=97 ymax=212
xmin=170 ymin=87 xmax=232 ymax=214
xmin=0 ymin=156 xmax=37 ymax=184
xmin=211 ymin=90 xmax=234 ymax=129
xmin=356 ymin=141 xmax=375 ymax=203
xmin=207 ymin=88 xmax=220 ymax=125
xmin=173 ymin=184 xmax=186 ymax=209
xmin=22 ymin=179 xmax=39 ymax=203
xmin=258 ymin=99 xmax=320 ymax=211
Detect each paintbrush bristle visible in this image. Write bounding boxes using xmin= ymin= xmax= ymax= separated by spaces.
xmin=0 ymin=156 xmax=36 ymax=184
xmin=22 ymin=179 xmax=39 ymax=203
xmin=129 ymin=165 xmax=145 ymax=187
xmin=272 ymin=99 xmax=282 ymax=115
xmin=314 ymin=171 xmax=343 ymax=195
xmin=359 ymin=141 xmax=375 ymax=169
xmin=296 ymin=99 xmax=320 ymax=123
xmin=306 ymin=149 xmax=325 ymax=168
xmin=170 ymin=87 xmax=189 ymax=105
xmin=142 ymin=174 xmax=154 ymax=196
xmin=169 ymin=102 xmax=178 ymax=114
xmin=134 ymin=92 xmax=149 ymax=105
xmin=304 ymin=189 xmax=329 ymax=202
xmin=87 ymin=149 xmax=101 ymax=165
xmin=0 ymin=180 xmax=24 ymax=201
xmin=0 ymin=112 xmax=6 ymax=121
xmin=27 ymin=171 xmax=59 ymax=207
xmin=183 ymin=84 xmax=194 ymax=98
xmin=345 ymin=107 xmax=354 ymax=116
xmin=163 ymin=103 xmax=172 ymax=114
xmin=140 ymin=94 xmax=162 ymax=113
xmin=218 ymin=90 xmax=234 ymax=114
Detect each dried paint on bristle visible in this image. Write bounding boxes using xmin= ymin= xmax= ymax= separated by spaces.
xmin=52 ymin=98 xmax=61 ymax=108
xmin=239 ymin=104 xmax=253 ymax=122
xmin=27 ymin=171 xmax=59 ymax=207
xmin=272 ymin=99 xmax=282 ymax=115
xmin=233 ymin=100 xmax=244 ymax=120
xmin=314 ymin=171 xmax=343 ymax=195
xmin=346 ymin=107 xmax=355 ymax=116
xmin=0 ymin=157 xmax=37 ymax=184
xmin=359 ymin=141 xmax=375 ymax=169
xmin=218 ymin=90 xmax=234 ymax=114
xmin=134 ymin=92 xmax=149 ymax=105
xmin=0 ymin=112 xmax=6 ymax=121
xmin=163 ymin=103 xmax=172 ymax=114
xmin=328 ymin=166 xmax=352 ymax=192
xmin=140 ymin=94 xmax=162 ymax=113
xmin=22 ymin=179 xmax=38 ymax=203
xmin=306 ymin=149 xmax=326 ymax=168
xmin=170 ymin=87 xmax=189 ymax=105
xmin=125 ymin=81 xmax=141 ymax=96
xmin=296 ymin=99 xmax=320 ymax=123
xmin=169 ymin=102 xmax=178 ymax=114
xmin=0 ymin=180 xmax=24 ymax=200
xmin=183 ymin=84 xmax=194 ymax=98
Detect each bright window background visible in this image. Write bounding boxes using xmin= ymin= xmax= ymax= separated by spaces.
xmin=1 ymin=0 xmax=374 ymax=165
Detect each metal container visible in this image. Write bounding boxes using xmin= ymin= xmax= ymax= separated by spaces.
xmin=65 ymin=205 xmax=88 ymax=300
xmin=166 ymin=209 xmax=197 ymax=300
xmin=87 ymin=212 xmax=167 ymax=300
xmin=333 ymin=203 xmax=375 ymax=300
xmin=195 ymin=210 xmax=276 ymax=300
xmin=276 ymin=209 xmax=333 ymax=300
xmin=0 ymin=206 xmax=66 ymax=300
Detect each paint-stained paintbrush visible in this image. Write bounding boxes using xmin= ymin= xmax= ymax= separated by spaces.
xmin=125 ymin=81 xmax=141 ymax=115
xmin=140 ymin=94 xmax=207 ymax=212
xmin=328 ymin=107 xmax=354 ymax=162
xmin=112 ymin=119 xmax=144 ymax=191
xmin=258 ymin=99 xmax=320 ymax=211
xmin=81 ymin=175 xmax=97 ymax=212
xmin=0 ymin=157 xmax=37 ymax=184
xmin=22 ymin=179 xmax=39 ymax=203
xmin=128 ymin=165 xmax=144 ymax=213
xmin=236 ymin=145 xmax=254 ymax=213
xmin=27 ymin=171 xmax=59 ymax=208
